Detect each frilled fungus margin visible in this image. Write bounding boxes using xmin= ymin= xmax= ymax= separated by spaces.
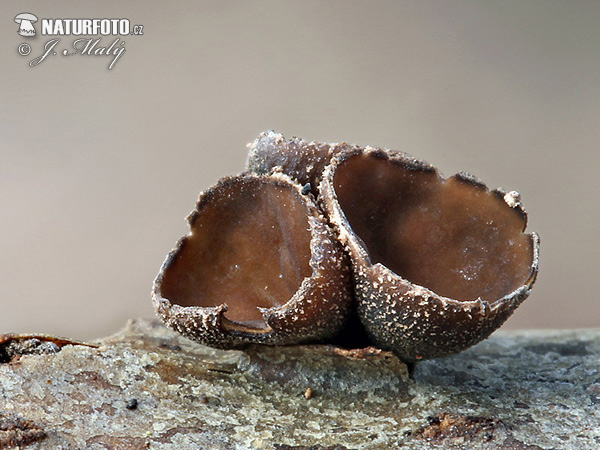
xmin=330 ymin=151 xmax=534 ymax=302
xmin=320 ymin=148 xmax=538 ymax=360
xmin=154 ymin=131 xmax=539 ymax=362
xmin=153 ymin=173 xmax=353 ymax=348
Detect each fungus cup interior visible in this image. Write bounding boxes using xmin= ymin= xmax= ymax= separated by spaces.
xmin=333 ymin=153 xmax=534 ymax=302
xmin=159 ymin=177 xmax=313 ymax=329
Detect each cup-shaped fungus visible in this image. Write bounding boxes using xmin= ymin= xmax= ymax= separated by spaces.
xmin=246 ymin=130 xmax=361 ymax=196
xmin=319 ymin=148 xmax=539 ymax=362
xmin=153 ymin=173 xmax=353 ymax=348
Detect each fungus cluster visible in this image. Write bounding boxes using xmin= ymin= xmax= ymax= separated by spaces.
xmin=153 ymin=131 xmax=539 ymax=362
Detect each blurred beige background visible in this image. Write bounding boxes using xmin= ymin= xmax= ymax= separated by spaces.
xmin=1 ymin=1 xmax=598 ymax=340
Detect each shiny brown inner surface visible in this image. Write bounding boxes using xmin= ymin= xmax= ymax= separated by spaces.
xmin=160 ymin=178 xmax=312 ymax=328
xmin=334 ymin=154 xmax=533 ymax=301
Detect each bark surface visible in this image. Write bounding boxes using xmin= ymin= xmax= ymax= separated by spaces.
xmin=0 ymin=320 xmax=597 ymax=449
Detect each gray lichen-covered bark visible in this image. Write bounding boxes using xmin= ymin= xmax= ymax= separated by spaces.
xmin=1 ymin=320 xmax=598 ymax=449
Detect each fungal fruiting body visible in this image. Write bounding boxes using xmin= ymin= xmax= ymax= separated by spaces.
xmin=319 ymin=148 xmax=539 ymax=362
xmin=153 ymin=173 xmax=353 ymax=348
xmin=247 ymin=130 xmax=360 ymax=197
xmin=154 ymin=131 xmax=539 ymax=362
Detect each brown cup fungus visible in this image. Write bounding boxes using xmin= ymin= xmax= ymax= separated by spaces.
xmin=153 ymin=173 xmax=353 ymax=348
xmin=156 ymin=131 xmax=539 ymax=362
xmin=319 ymin=148 xmax=539 ymax=362
xmin=247 ymin=130 xmax=361 ymax=196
